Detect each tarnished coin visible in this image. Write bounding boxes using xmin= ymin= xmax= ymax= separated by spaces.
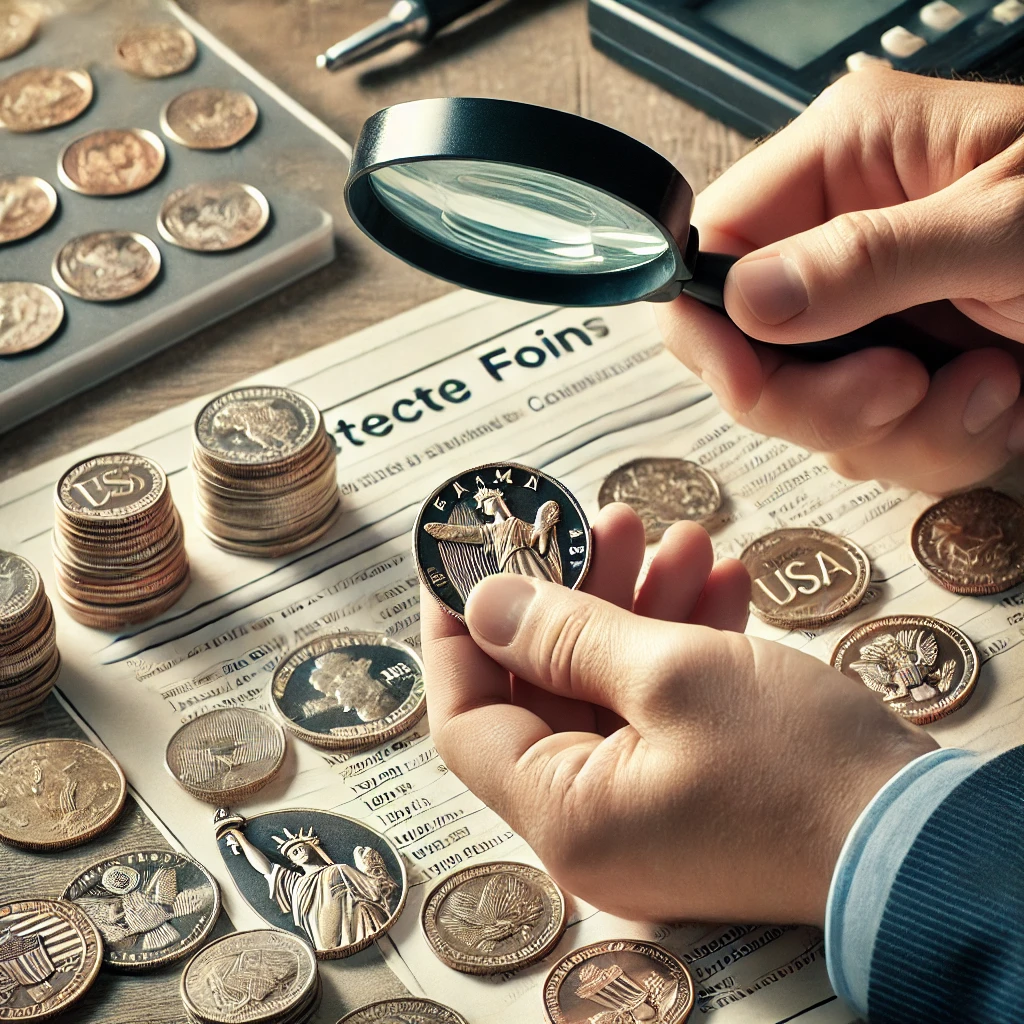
xmin=161 ymin=86 xmax=258 ymax=149
xmin=0 ymin=4 xmax=39 ymax=59
xmin=271 ymin=632 xmax=424 ymax=752
xmin=338 ymin=1000 xmax=469 ymax=1024
xmin=0 ymin=738 xmax=126 ymax=850
xmin=0 ymin=66 xmax=92 ymax=132
xmin=0 ymin=175 xmax=57 ymax=244
xmin=416 ymin=462 xmax=591 ymax=620
xmin=158 ymin=180 xmax=269 ymax=252
xmin=180 ymin=928 xmax=317 ymax=1023
xmin=831 ymin=614 xmax=980 ymax=725
xmin=53 ymin=230 xmax=161 ymax=301
xmin=62 ymin=850 xmax=220 ymax=971
xmin=422 ymin=861 xmax=567 ymax=975
xmin=599 ymin=457 xmax=721 ymax=542
xmin=0 ymin=282 xmax=63 ymax=354
xmin=544 ymin=939 xmax=695 ymax=1023
xmin=56 ymin=452 xmax=165 ymax=522
xmin=740 ymin=527 xmax=870 ymax=630
xmin=165 ymin=707 xmax=287 ymax=803
xmin=0 ymin=899 xmax=103 ymax=1020
xmin=58 ymin=128 xmax=165 ymax=196
xmin=115 ymin=22 xmax=196 ymax=78
xmin=911 ymin=488 xmax=1024 ymax=596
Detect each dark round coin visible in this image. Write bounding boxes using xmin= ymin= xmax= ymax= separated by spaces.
xmin=416 ymin=462 xmax=591 ymax=620
xmin=0 ymin=175 xmax=57 ymax=244
xmin=831 ymin=614 xmax=980 ymax=725
xmin=271 ymin=631 xmax=425 ymax=751
xmin=161 ymin=86 xmax=259 ymax=149
xmin=158 ymin=180 xmax=269 ymax=251
xmin=0 ymin=282 xmax=63 ymax=354
xmin=544 ymin=939 xmax=695 ymax=1023
xmin=422 ymin=861 xmax=567 ymax=975
xmin=56 ymin=452 xmax=166 ymax=522
xmin=58 ymin=128 xmax=165 ymax=196
xmin=337 ymin=1000 xmax=469 ymax=1024
xmin=0 ymin=4 xmax=40 ymax=59
xmin=0 ymin=66 xmax=93 ymax=132
xmin=115 ymin=23 xmax=197 ymax=78
xmin=52 ymin=229 xmax=161 ymax=301
xmin=62 ymin=850 xmax=220 ymax=971
xmin=911 ymin=488 xmax=1024 ymax=596
xmin=740 ymin=527 xmax=870 ymax=630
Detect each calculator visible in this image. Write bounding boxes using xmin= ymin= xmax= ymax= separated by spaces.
xmin=589 ymin=0 xmax=1024 ymax=137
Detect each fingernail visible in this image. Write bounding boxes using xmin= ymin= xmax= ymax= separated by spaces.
xmin=1008 ymin=410 xmax=1024 ymax=454
xmin=962 ymin=376 xmax=1019 ymax=435
xmin=465 ymin=575 xmax=536 ymax=646
xmin=861 ymin=387 xmax=920 ymax=428
xmin=730 ymin=255 xmax=809 ymax=325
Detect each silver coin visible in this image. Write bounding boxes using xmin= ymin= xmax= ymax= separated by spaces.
xmin=158 ymin=181 xmax=269 ymax=252
xmin=0 ymin=282 xmax=63 ymax=355
xmin=0 ymin=175 xmax=57 ymax=244
xmin=337 ymin=1000 xmax=469 ymax=1024
xmin=52 ymin=230 xmax=161 ymax=301
xmin=55 ymin=452 xmax=166 ymax=522
xmin=0 ymin=549 xmax=41 ymax=623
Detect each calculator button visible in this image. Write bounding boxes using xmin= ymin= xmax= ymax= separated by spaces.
xmin=919 ymin=2 xmax=965 ymax=29
xmin=845 ymin=51 xmax=894 ymax=72
xmin=881 ymin=26 xmax=928 ymax=57
xmin=991 ymin=0 xmax=1024 ymax=23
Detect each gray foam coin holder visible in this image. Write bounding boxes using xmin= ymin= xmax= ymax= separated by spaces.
xmin=0 ymin=0 xmax=348 ymax=433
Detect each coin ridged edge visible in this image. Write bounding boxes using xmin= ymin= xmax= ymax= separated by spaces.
xmin=336 ymin=999 xmax=470 ymax=1024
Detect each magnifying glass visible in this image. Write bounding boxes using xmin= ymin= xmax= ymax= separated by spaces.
xmin=345 ymin=97 xmax=952 ymax=366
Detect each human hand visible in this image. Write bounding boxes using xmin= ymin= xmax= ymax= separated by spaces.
xmin=422 ymin=503 xmax=937 ymax=927
xmin=657 ymin=69 xmax=1024 ymax=493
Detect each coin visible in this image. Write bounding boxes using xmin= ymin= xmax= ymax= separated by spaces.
xmin=56 ymin=452 xmax=165 ymax=522
xmin=165 ymin=707 xmax=287 ymax=803
xmin=161 ymin=86 xmax=258 ymax=149
xmin=739 ymin=527 xmax=870 ymax=630
xmin=0 ymin=282 xmax=63 ymax=355
xmin=831 ymin=614 xmax=980 ymax=725
xmin=0 ymin=899 xmax=103 ymax=1021
xmin=0 ymin=175 xmax=57 ymax=244
xmin=58 ymin=128 xmax=165 ymax=197
xmin=115 ymin=22 xmax=196 ymax=78
xmin=52 ymin=230 xmax=161 ymax=301
xmin=911 ymin=488 xmax=1024 ymax=596
xmin=158 ymin=180 xmax=269 ymax=252
xmin=0 ymin=549 xmax=40 ymax=622
xmin=271 ymin=632 xmax=425 ymax=752
xmin=599 ymin=457 xmax=721 ymax=543
xmin=0 ymin=66 xmax=92 ymax=132
xmin=337 ymin=1000 xmax=469 ymax=1024
xmin=63 ymin=850 xmax=220 ymax=971
xmin=544 ymin=939 xmax=695 ymax=1023
xmin=0 ymin=4 xmax=39 ymax=59
xmin=422 ymin=861 xmax=567 ymax=975
xmin=416 ymin=462 xmax=591 ymax=620
xmin=0 ymin=738 xmax=126 ymax=850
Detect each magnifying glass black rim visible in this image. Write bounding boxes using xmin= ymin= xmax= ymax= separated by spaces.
xmin=345 ymin=97 xmax=696 ymax=306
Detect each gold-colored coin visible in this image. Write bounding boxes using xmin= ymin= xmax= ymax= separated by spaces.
xmin=53 ymin=230 xmax=161 ymax=301
xmin=58 ymin=128 xmax=166 ymax=197
xmin=158 ymin=180 xmax=269 ymax=252
xmin=0 ymin=4 xmax=40 ymax=59
xmin=115 ymin=22 xmax=196 ymax=78
xmin=160 ymin=86 xmax=258 ymax=149
xmin=0 ymin=174 xmax=57 ymax=244
xmin=0 ymin=66 xmax=92 ymax=132
xmin=0 ymin=281 xmax=63 ymax=355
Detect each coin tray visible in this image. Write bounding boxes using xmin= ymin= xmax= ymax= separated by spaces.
xmin=0 ymin=0 xmax=345 ymax=433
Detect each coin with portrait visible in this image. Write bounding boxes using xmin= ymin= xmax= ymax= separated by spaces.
xmin=58 ymin=128 xmax=165 ymax=196
xmin=0 ymin=175 xmax=57 ymax=244
xmin=0 ymin=282 xmax=63 ymax=355
xmin=0 ymin=66 xmax=92 ymax=132
xmin=158 ymin=180 xmax=269 ymax=252
xmin=338 ymin=1000 xmax=469 ymax=1024
xmin=161 ymin=86 xmax=258 ymax=149
xmin=0 ymin=4 xmax=40 ymax=59
xmin=0 ymin=550 xmax=41 ymax=623
xmin=115 ymin=22 xmax=196 ymax=78
xmin=53 ymin=230 xmax=161 ymax=301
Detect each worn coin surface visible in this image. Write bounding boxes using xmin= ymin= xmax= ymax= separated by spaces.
xmin=416 ymin=462 xmax=591 ymax=620
xmin=158 ymin=180 xmax=269 ymax=252
xmin=422 ymin=861 xmax=567 ymax=975
xmin=831 ymin=614 xmax=980 ymax=725
xmin=165 ymin=707 xmax=287 ymax=803
xmin=180 ymin=928 xmax=317 ymax=1023
xmin=599 ymin=457 xmax=721 ymax=543
xmin=115 ymin=22 xmax=196 ymax=77
xmin=0 ymin=4 xmax=39 ymax=59
xmin=544 ymin=939 xmax=695 ymax=1023
xmin=62 ymin=850 xmax=220 ymax=971
xmin=0 ymin=282 xmax=63 ymax=355
xmin=0 ymin=899 xmax=103 ymax=1020
xmin=740 ymin=527 xmax=870 ymax=630
xmin=271 ymin=632 xmax=425 ymax=751
xmin=337 ymin=1000 xmax=469 ymax=1024
xmin=58 ymin=128 xmax=165 ymax=196
xmin=0 ymin=175 xmax=57 ymax=244
xmin=0 ymin=549 xmax=41 ymax=623
xmin=0 ymin=66 xmax=92 ymax=132
xmin=52 ymin=230 xmax=161 ymax=301
xmin=0 ymin=738 xmax=126 ymax=850
xmin=56 ymin=452 xmax=166 ymax=522
xmin=911 ymin=488 xmax=1024 ymax=596
xmin=161 ymin=86 xmax=258 ymax=149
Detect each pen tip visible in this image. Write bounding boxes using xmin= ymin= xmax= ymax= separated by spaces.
xmin=315 ymin=52 xmax=329 ymax=70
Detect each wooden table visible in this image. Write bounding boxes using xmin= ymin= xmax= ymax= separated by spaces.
xmin=0 ymin=2 xmax=751 ymax=1020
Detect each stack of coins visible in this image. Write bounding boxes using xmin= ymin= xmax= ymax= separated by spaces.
xmin=191 ymin=386 xmax=341 ymax=558
xmin=0 ymin=551 xmax=59 ymax=722
xmin=52 ymin=453 xmax=190 ymax=629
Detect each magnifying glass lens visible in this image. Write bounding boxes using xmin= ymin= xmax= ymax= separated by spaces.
xmin=369 ymin=159 xmax=670 ymax=275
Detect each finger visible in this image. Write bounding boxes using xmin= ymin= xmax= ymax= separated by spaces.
xmin=690 ymin=559 xmax=751 ymax=633
xmin=581 ymin=502 xmax=646 ymax=609
xmin=634 ymin=521 xmax=714 ymax=622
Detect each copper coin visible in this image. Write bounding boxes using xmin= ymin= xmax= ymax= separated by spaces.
xmin=0 ymin=549 xmax=41 ymax=624
xmin=115 ymin=22 xmax=196 ymax=78
xmin=165 ymin=707 xmax=287 ymax=803
xmin=58 ymin=128 xmax=165 ymax=197
xmin=161 ymin=86 xmax=258 ymax=149
xmin=0 ymin=66 xmax=92 ymax=132
xmin=0 ymin=175 xmax=57 ymax=244
xmin=0 ymin=738 xmax=126 ymax=850
xmin=831 ymin=614 xmax=980 ymax=725
xmin=56 ymin=452 xmax=166 ymax=522
xmin=0 ymin=4 xmax=40 ymax=59
xmin=52 ymin=229 xmax=161 ymax=301
xmin=158 ymin=180 xmax=269 ymax=252
xmin=422 ymin=861 xmax=567 ymax=975
xmin=740 ymin=527 xmax=870 ymax=630
xmin=544 ymin=939 xmax=695 ymax=1023
xmin=337 ymin=1000 xmax=469 ymax=1024
xmin=599 ymin=457 xmax=721 ymax=543
xmin=0 ymin=899 xmax=103 ymax=1020
xmin=911 ymin=488 xmax=1024 ymax=595
xmin=0 ymin=281 xmax=63 ymax=355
